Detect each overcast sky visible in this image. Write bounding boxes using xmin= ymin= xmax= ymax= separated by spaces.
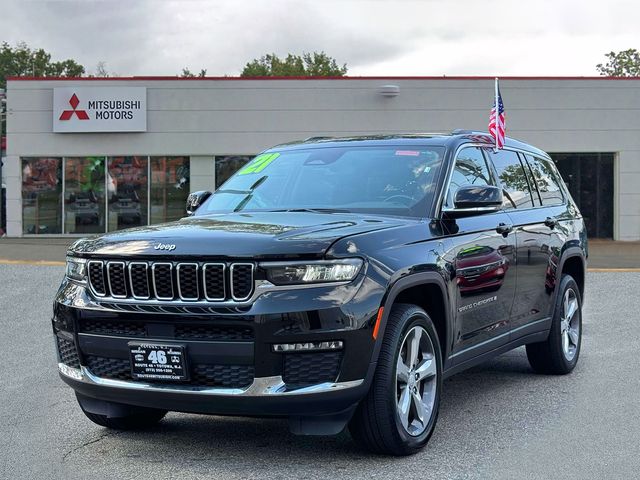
xmin=1 ymin=0 xmax=639 ymax=77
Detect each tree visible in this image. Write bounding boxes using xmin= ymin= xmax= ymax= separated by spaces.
xmin=180 ymin=67 xmax=207 ymax=78
xmin=596 ymin=49 xmax=640 ymax=76
xmin=0 ymin=41 xmax=85 ymax=89
xmin=94 ymin=61 xmax=110 ymax=78
xmin=240 ymin=52 xmax=347 ymax=77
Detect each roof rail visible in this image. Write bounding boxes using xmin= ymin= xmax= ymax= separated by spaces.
xmin=303 ymin=136 xmax=334 ymax=142
xmin=451 ymin=129 xmax=486 ymax=135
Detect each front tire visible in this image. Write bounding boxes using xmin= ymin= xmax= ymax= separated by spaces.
xmin=349 ymin=304 xmax=442 ymax=456
xmin=526 ymin=274 xmax=582 ymax=374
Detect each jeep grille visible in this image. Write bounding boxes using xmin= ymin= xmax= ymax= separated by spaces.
xmin=87 ymin=260 xmax=253 ymax=303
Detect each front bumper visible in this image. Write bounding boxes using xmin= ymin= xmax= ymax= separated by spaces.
xmin=59 ymin=363 xmax=369 ymax=416
xmin=54 ymin=274 xmax=385 ymax=417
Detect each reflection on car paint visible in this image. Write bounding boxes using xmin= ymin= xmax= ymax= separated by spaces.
xmin=454 ymin=245 xmax=510 ymax=297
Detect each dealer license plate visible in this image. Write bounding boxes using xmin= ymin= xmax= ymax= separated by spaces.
xmin=129 ymin=343 xmax=188 ymax=381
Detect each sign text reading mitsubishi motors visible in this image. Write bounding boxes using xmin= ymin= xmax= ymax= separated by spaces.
xmin=53 ymin=87 xmax=147 ymax=133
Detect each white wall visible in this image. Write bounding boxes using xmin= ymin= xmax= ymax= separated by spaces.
xmin=5 ymin=77 xmax=640 ymax=239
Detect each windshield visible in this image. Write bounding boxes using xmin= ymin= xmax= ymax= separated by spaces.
xmin=196 ymin=145 xmax=445 ymax=218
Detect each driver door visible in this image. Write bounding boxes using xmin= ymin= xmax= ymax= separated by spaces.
xmin=441 ymin=147 xmax=517 ymax=363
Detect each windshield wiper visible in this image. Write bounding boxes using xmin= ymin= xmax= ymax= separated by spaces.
xmin=218 ymin=176 xmax=269 ymax=196
xmin=269 ymin=208 xmax=351 ymax=214
xmin=225 ymin=176 xmax=269 ymax=212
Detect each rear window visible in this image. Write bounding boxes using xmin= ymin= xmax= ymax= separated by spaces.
xmin=524 ymin=155 xmax=565 ymax=206
xmin=487 ymin=149 xmax=534 ymax=209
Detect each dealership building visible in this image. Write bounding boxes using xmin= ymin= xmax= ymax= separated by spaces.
xmin=2 ymin=76 xmax=639 ymax=240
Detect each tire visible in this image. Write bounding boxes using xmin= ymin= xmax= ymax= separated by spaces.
xmin=526 ymin=274 xmax=582 ymax=375
xmin=77 ymin=396 xmax=167 ymax=430
xmin=349 ymin=304 xmax=442 ymax=456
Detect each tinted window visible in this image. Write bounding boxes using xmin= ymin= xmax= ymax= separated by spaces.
xmin=488 ymin=149 xmax=534 ymax=209
xmin=215 ymin=155 xmax=254 ymax=189
xmin=445 ymin=147 xmax=494 ymax=207
xmin=525 ymin=155 xmax=564 ymax=206
xmin=22 ymin=157 xmax=63 ymax=234
xmin=199 ymin=146 xmax=445 ymax=218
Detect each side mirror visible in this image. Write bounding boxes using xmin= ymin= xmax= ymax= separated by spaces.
xmin=444 ymin=185 xmax=503 ymax=218
xmin=186 ymin=191 xmax=212 ymax=216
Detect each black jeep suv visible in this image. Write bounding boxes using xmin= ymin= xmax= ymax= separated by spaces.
xmin=54 ymin=132 xmax=587 ymax=455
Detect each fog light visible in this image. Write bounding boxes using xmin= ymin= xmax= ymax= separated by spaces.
xmin=272 ymin=340 xmax=343 ymax=353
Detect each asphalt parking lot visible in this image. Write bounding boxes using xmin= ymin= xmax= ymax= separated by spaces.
xmin=1 ymin=265 xmax=638 ymax=480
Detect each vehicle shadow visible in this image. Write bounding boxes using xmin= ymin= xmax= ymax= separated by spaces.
xmin=66 ymin=348 xmax=568 ymax=476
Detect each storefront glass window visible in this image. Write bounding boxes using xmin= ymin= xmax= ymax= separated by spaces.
xmin=64 ymin=157 xmax=106 ymax=234
xmin=107 ymin=156 xmax=148 ymax=231
xmin=150 ymin=156 xmax=190 ymax=224
xmin=215 ymin=155 xmax=254 ymax=189
xmin=21 ymin=157 xmax=62 ymax=234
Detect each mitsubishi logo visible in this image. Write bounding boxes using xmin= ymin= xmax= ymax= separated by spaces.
xmin=59 ymin=93 xmax=90 ymax=121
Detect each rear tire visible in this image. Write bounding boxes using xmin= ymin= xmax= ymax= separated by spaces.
xmin=526 ymin=274 xmax=582 ymax=374
xmin=349 ymin=304 xmax=442 ymax=456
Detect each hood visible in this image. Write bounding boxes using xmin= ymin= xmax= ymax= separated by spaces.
xmin=69 ymin=211 xmax=412 ymax=259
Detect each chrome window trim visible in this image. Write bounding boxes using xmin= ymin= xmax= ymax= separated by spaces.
xmin=87 ymin=260 xmax=106 ymax=297
xmin=59 ymin=363 xmax=363 ymax=397
xmin=202 ymin=263 xmax=226 ymax=301
xmin=438 ymin=143 xmax=566 ymax=217
xmin=230 ymin=263 xmax=255 ymax=302
xmin=176 ymin=262 xmax=200 ymax=301
xmin=128 ymin=262 xmax=150 ymax=300
xmin=106 ymin=261 xmax=127 ymax=299
xmin=152 ymin=262 xmax=174 ymax=301
xmin=441 ymin=206 xmax=500 ymax=215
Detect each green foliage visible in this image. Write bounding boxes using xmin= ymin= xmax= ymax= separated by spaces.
xmin=180 ymin=68 xmax=207 ymax=78
xmin=0 ymin=41 xmax=85 ymax=89
xmin=240 ymin=52 xmax=347 ymax=77
xmin=596 ymin=49 xmax=640 ymax=76
xmin=81 ymin=157 xmax=106 ymax=193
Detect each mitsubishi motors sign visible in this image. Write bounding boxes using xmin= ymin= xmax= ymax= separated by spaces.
xmin=53 ymin=87 xmax=147 ymax=133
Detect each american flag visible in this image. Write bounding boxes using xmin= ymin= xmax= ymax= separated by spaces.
xmin=488 ymin=83 xmax=506 ymax=149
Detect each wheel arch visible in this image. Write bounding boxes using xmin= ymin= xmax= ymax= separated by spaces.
xmin=372 ymin=273 xmax=452 ymax=371
xmin=556 ymin=248 xmax=586 ymax=302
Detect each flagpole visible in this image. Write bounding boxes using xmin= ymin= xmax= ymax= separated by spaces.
xmin=494 ymin=77 xmax=499 ymax=151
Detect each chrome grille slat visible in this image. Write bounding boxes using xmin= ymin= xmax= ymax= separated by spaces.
xmin=203 ymin=263 xmax=226 ymax=301
xmin=152 ymin=263 xmax=174 ymax=300
xmin=106 ymin=261 xmax=127 ymax=298
xmin=88 ymin=260 xmax=106 ymax=297
xmin=177 ymin=263 xmax=199 ymax=301
xmin=128 ymin=262 xmax=150 ymax=299
xmin=94 ymin=260 xmax=254 ymax=304
xmin=230 ymin=263 xmax=254 ymax=301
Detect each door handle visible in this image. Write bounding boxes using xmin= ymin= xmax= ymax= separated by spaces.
xmin=544 ymin=216 xmax=558 ymax=229
xmin=496 ymin=222 xmax=513 ymax=237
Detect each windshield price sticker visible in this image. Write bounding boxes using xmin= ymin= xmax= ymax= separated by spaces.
xmin=395 ymin=150 xmax=421 ymax=156
xmin=238 ymin=153 xmax=280 ymax=175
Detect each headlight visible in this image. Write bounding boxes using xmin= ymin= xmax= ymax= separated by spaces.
xmin=65 ymin=257 xmax=87 ymax=282
xmin=261 ymin=259 xmax=363 ymax=285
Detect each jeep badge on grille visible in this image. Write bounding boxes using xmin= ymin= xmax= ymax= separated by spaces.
xmin=154 ymin=243 xmax=176 ymax=251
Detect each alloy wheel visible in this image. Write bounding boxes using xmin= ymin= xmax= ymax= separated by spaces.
xmin=560 ymin=288 xmax=580 ymax=361
xmin=395 ymin=325 xmax=438 ymax=436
